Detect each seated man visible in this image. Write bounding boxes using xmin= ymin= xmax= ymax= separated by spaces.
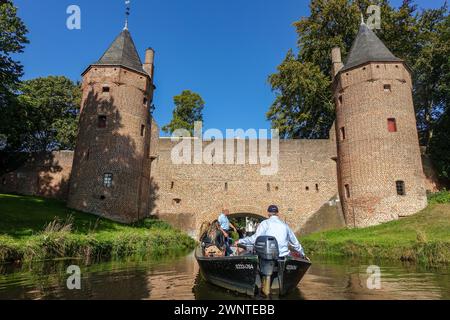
xmin=234 ymin=205 xmax=305 ymax=258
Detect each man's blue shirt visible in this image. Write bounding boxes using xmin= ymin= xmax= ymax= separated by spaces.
xmin=218 ymin=213 xmax=230 ymax=230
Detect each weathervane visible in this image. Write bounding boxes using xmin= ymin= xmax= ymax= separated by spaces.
xmin=124 ymin=0 xmax=131 ymax=30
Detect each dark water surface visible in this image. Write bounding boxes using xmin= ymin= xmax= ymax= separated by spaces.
xmin=0 ymin=252 xmax=448 ymax=300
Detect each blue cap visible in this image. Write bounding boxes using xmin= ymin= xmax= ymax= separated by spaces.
xmin=268 ymin=205 xmax=279 ymax=213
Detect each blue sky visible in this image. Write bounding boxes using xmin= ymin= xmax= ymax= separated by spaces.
xmin=13 ymin=0 xmax=446 ymax=135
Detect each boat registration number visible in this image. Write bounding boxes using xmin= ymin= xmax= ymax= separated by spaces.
xmin=235 ymin=264 xmax=254 ymax=270
xmin=286 ymin=265 xmax=298 ymax=271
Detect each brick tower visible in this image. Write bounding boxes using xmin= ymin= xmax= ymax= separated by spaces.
xmin=332 ymin=21 xmax=427 ymax=227
xmin=67 ymin=26 xmax=156 ymax=222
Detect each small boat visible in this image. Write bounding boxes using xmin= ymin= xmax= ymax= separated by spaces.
xmin=195 ymin=236 xmax=311 ymax=297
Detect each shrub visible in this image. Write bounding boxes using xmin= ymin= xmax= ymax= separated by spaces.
xmin=428 ymin=189 xmax=450 ymax=204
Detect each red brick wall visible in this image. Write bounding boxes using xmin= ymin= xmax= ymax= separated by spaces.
xmin=0 ymin=151 xmax=73 ymax=199
xmin=67 ymin=66 xmax=154 ymax=223
xmin=150 ymin=136 xmax=340 ymax=237
xmin=334 ymin=62 xmax=428 ymax=227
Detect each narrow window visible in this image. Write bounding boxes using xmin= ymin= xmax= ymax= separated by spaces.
xmin=384 ymin=84 xmax=391 ymax=92
xmin=338 ymin=96 xmax=343 ymax=105
xmin=387 ymin=118 xmax=397 ymax=132
xmin=143 ymin=97 xmax=148 ymax=105
xmin=170 ymin=181 xmax=174 ymax=190
xmin=267 ymin=183 xmax=270 ymax=192
xmin=396 ymin=181 xmax=405 ymax=196
xmin=315 ymin=184 xmax=319 ymax=192
xmin=274 ymin=186 xmax=279 ymax=191
xmin=98 ymin=115 xmax=107 ymax=128
xmin=345 ymin=184 xmax=350 ymax=198
xmin=85 ymin=149 xmax=90 ymax=161
xmin=305 ymin=186 xmax=309 ymax=191
xmin=225 ymin=182 xmax=228 ymax=191
xmin=340 ymin=127 xmax=346 ymax=140
xmin=141 ymin=125 xmax=145 ymax=137
xmin=103 ymin=173 xmax=113 ymax=188
xmin=102 ymin=86 xmax=110 ymax=93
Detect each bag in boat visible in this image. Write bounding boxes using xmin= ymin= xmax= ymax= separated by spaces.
xmin=204 ymin=245 xmax=224 ymax=257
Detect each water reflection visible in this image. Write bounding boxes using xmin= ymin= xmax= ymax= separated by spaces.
xmin=0 ymin=253 xmax=448 ymax=300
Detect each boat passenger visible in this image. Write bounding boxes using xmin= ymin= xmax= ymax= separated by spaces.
xmin=234 ymin=205 xmax=306 ymax=258
xmin=218 ymin=209 xmax=237 ymax=256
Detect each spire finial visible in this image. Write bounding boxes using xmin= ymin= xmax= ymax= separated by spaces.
xmin=124 ymin=0 xmax=131 ymax=30
xmin=360 ymin=12 xmax=365 ymax=25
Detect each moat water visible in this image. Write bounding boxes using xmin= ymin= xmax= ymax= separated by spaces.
xmin=0 ymin=252 xmax=449 ymax=300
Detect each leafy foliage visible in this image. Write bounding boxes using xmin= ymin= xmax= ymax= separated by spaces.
xmin=268 ymin=0 xmax=449 ymax=143
xmin=0 ymin=0 xmax=28 ymax=107
xmin=0 ymin=0 xmax=28 ymax=154
xmin=412 ymin=7 xmax=450 ymax=146
xmin=267 ymin=50 xmax=333 ymax=138
xmin=162 ymin=90 xmax=205 ymax=135
xmin=429 ymin=108 xmax=450 ymax=182
xmin=2 ymin=76 xmax=81 ymax=153
xmin=428 ymin=190 xmax=450 ymax=204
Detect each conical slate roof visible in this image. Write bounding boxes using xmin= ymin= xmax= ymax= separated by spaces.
xmin=341 ymin=22 xmax=402 ymax=72
xmin=91 ymin=29 xmax=146 ymax=74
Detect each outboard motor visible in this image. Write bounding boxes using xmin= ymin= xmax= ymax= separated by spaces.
xmin=254 ymin=236 xmax=279 ymax=296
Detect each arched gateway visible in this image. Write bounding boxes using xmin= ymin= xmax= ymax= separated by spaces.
xmin=0 ymin=20 xmax=419 ymax=236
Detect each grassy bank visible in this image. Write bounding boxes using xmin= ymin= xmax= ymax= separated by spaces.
xmin=300 ymin=201 xmax=450 ymax=267
xmin=0 ymin=194 xmax=196 ymax=264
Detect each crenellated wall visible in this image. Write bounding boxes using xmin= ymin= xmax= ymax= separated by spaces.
xmin=149 ymin=134 xmax=341 ymax=237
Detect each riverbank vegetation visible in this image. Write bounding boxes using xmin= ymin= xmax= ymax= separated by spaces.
xmin=301 ymin=195 xmax=450 ymax=267
xmin=0 ymin=194 xmax=196 ymax=264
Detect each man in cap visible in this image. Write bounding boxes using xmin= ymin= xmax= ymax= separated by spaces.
xmin=234 ymin=205 xmax=305 ymax=258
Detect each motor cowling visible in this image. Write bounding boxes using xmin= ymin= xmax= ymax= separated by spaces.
xmin=254 ymin=236 xmax=279 ymax=296
xmin=254 ymin=236 xmax=279 ymax=276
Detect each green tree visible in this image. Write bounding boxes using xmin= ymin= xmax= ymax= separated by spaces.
xmin=267 ymin=50 xmax=333 ymax=138
xmin=429 ymin=108 xmax=450 ymax=183
xmin=3 ymin=76 xmax=81 ymax=152
xmin=0 ymin=0 xmax=28 ymax=107
xmin=162 ymin=90 xmax=205 ymax=135
xmin=428 ymin=14 xmax=450 ymax=183
xmin=0 ymin=0 xmax=28 ymax=149
xmin=268 ymin=0 xmax=385 ymax=139
xmin=268 ymin=0 xmax=449 ymax=142
xmin=413 ymin=7 xmax=450 ymax=146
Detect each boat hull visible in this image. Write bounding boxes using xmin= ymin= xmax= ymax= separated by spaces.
xmin=195 ymin=247 xmax=311 ymax=297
